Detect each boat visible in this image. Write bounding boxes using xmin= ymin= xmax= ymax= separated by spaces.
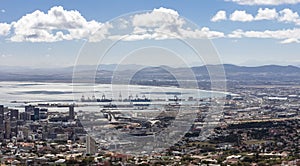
xmin=130 ymin=98 xmax=151 ymax=102
xmin=168 ymin=95 xmax=182 ymax=102
xmin=97 ymin=94 xmax=113 ymax=102
xmin=97 ymin=98 xmax=113 ymax=102
xmin=133 ymin=103 xmax=150 ymax=107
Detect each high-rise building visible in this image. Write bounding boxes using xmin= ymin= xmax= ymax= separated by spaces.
xmin=69 ymin=105 xmax=75 ymax=120
xmin=0 ymin=105 xmax=4 ymax=126
xmin=39 ymin=108 xmax=48 ymax=119
xmin=8 ymin=109 xmax=19 ymax=138
xmin=86 ymin=135 xmax=97 ymax=155
xmin=25 ymin=105 xmax=35 ymax=113
xmin=10 ymin=109 xmax=19 ymax=121
xmin=10 ymin=117 xmax=18 ymax=138
xmin=0 ymin=105 xmax=4 ymax=139
xmin=4 ymin=121 xmax=11 ymax=139
xmin=20 ymin=112 xmax=30 ymax=121
xmin=34 ymin=108 xmax=40 ymax=121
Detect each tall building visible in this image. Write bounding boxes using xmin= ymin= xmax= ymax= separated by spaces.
xmin=20 ymin=112 xmax=30 ymax=121
xmin=34 ymin=108 xmax=40 ymax=121
xmin=86 ymin=135 xmax=97 ymax=155
xmin=0 ymin=105 xmax=4 ymax=139
xmin=0 ymin=105 xmax=4 ymax=126
xmin=69 ymin=105 xmax=75 ymax=120
xmin=9 ymin=109 xmax=19 ymax=138
xmin=10 ymin=109 xmax=19 ymax=121
xmin=25 ymin=105 xmax=35 ymax=112
xmin=39 ymin=108 xmax=48 ymax=119
xmin=10 ymin=117 xmax=18 ymax=138
xmin=4 ymin=121 xmax=11 ymax=139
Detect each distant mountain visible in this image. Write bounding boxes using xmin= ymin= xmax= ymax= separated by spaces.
xmin=221 ymin=64 xmax=300 ymax=73
xmin=190 ymin=64 xmax=300 ymax=77
xmin=98 ymin=64 xmax=145 ymax=71
xmin=1 ymin=64 xmax=300 ymax=88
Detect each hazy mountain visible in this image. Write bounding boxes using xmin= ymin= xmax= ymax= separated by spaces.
xmin=1 ymin=64 xmax=300 ymax=88
xmin=221 ymin=64 xmax=300 ymax=73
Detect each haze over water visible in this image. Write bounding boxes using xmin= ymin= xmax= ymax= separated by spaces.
xmin=0 ymin=81 xmax=226 ymax=108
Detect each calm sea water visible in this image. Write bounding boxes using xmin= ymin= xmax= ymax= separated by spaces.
xmin=0 ymin=81 xmax=226 ymax=109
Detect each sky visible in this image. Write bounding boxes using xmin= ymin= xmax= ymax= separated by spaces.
xmin=0 ymin=0 xmax=300 ymax=67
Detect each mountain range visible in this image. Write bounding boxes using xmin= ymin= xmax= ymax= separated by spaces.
xmin=1 ymin=64 xmax=300 ymax=88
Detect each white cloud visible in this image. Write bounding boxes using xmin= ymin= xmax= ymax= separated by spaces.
xmin=0 ymin=23 xmax=11 ymax=36
xmin=117 ymin=18 xmax=130 ymax=29
xmin=230 ymin=10 xmax=254 ymax=22
xmin=226 ymin=0 xmax=300 ymax=5
xmin=109 ymin=7 xmax=224 ymax=41
xmin=280 ymin=38 xmax=300 ymax=44
xmin=1 ymin=9 xmax=5 ymax=13
xmin=211 ymin=10 xmax=227 ymax=22
xmin=1 ymin=54 xmax=12 ymax=58
xmin=229 ymin=28 xmax=300 ymax=43
xmin=9 ymin=6 xmax=112 ymax=42
xmin=117 ymin=7 xmax=224 ymax=40
xmin=255 ymin=8 xmax=278 ymax=20
xmin=131 ymin=7 xmax=185 ymax=39
xmin=225 ymin=8 xmax=300 ymax=26
xmin=179 ymin=27 xmax=225 ymax=39
xmin=228 ymin=29 xmax=244 ymax=38
xmin=1 ymin=6 xmax=300 ymax=44
xmin=278 ymin=8 xmax=300 ymax=25
xmin=120 ymin=7 xmax=225 ymax=40
xmin=2 ymin=6 xmax=300 ymax=45
xmin=109 ymin=25 xmax=224 ymax=41
xmin=0 ymin=6 xmax=224 ymax=42
xmin=118 ymin=7 xmax=300 ymax=44
xmin=132 ymin=7 xmax=184 ymax=28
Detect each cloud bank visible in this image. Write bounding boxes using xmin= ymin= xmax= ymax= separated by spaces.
xmin=214 ymin=8 xmax=300 ymax=25
xmin=0 ymin=6 xmax=299 ymax=44
xmin=226 ymin=0 xmax=300 ymax=5
xmin=228 ymin=28 xmax=300 ymax=43
xmin=0 ymin=6 xmax=224 ymax=42
xmin=8 ymin=6 xmax=111 ymax=42
xmin=210 ymin=7 xmax=300 ymax=43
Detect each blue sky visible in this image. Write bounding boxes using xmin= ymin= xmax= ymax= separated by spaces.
xmin=1 ymin=0 xmax=300 ymax=67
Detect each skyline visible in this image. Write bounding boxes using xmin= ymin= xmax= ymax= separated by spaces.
xmin=0 ymin=0 xmax=300 ymax=67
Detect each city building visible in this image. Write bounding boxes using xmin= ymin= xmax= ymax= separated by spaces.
xmin=69 ymin=105 xmax=75 ymax=120
xmin=86 ymin=135 xmax=97 ymax=155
